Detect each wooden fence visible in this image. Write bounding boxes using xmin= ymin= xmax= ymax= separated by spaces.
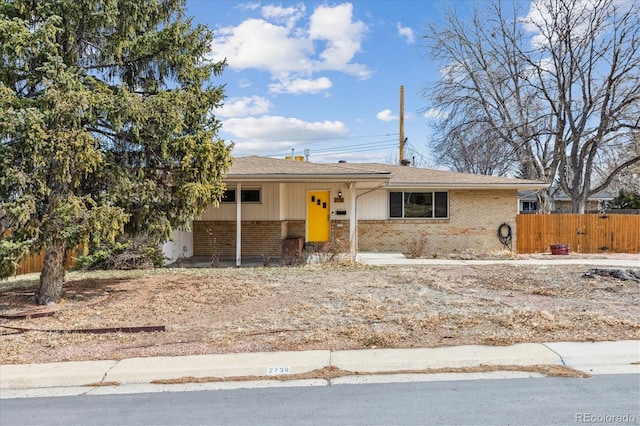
xmin=10 ymin=214 xmax=638 ymax=273
xmin=14 ymin=249 xmax=78 ymax=276
xmin=517 ymin=214 xmax=640 ymax=254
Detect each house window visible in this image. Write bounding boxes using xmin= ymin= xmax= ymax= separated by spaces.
xmin=522 ymin=201 xmax=538 ymax=212
xmin=221 ymin=188 xmax=261 ymax=203
xmin=389 ymin=191 xmax=449 ymax=219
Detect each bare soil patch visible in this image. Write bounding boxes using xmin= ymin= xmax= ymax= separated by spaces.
xmin=1 ymin=262 xmax=639 ymax=365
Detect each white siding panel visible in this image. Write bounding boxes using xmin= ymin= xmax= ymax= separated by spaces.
xmin=162 ymin=229 xmax=193 ymax=264
xmin=200 ymin=203 xmax=236 ymax=221
xmin=197 ymin=182 xmax=387 ymax=221
xmin=279 ymin=183 xmax=287 ymax=219
xmin=199 ymin=182 xmax=280 ymax=220
xmin=357 ymin=189 xmax=387 ymax=220
xmin=282 ymin=183 xmax=305 ymax=220
xmin=282 ymin=183 xmax=346 ymax=220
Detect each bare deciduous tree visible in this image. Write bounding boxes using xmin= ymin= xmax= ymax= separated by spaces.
xmin=593 ymin=135 xmax=640 ymax=195
xmin=432 ymin=121 xmax=516 ymax=176
xmin=423 ymin=0 xmax=640 ymax=212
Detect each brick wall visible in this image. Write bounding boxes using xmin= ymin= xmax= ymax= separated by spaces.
xmin=285 ymin=220 xmax=305 ymax=239
xmin=358 ymin=189 xmax=517 ymax=254
xmin=193 ymin=221 xmax=284 ymax=257
xmin=192 ymin=190 xmax=517 ymax=257
xmin=330 ymin=220 xmax=350 ymax=247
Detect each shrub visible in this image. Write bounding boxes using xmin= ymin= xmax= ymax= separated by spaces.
xmin=405 ymin=234 xmax=428 ymax=258
xmin=74 ymin=238 xmax=165 ymax=270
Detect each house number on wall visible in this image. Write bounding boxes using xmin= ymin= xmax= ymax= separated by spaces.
xmin=267 ymin=367 xmax=291 ymax=375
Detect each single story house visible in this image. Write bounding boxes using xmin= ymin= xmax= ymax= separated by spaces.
xmin=163 ymin=156 xmax=547 ymax=264
xmin=518 ymin=190 xmax=615 ymax=213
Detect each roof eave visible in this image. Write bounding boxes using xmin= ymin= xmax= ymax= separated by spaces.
xmin=385 ymin=182 xmax=550 ymax=190
xmin=225 ymin=173 xmax=391 ymax=182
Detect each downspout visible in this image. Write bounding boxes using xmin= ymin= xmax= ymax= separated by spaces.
xmin=236 ymin=182 xmax=242 ymax=266
xmin=350 ymin=181 xmax=389 ymax=262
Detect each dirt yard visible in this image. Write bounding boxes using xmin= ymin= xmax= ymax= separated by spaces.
xmin=1 ymin=260 xmax=639 ymax=365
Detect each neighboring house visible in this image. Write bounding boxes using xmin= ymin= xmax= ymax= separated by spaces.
xmin=518 ymin=190 xmax=615 ymax=213
xmin=519 ymin=191 xmax=540 ymax=213
xmin=163 ymin=156 xmax=547 ymax=264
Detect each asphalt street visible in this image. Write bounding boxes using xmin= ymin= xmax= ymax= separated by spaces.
xmin=1 ymin=374 xmax=639 ymax=425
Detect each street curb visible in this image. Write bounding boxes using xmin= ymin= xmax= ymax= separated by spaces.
xmin=0 ymin=360 xmax=117 ymax=390
xmin=544 ymin=340 xmax=640 ymax=374
xmin=104 ymin=350 xmax=331 ymax=385
xmin=1 ymin=341 xmax=638 ymax=392
xmin=330 ymin=343 xmax=561 ymax=372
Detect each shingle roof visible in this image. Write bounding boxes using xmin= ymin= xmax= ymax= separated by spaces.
xmin=340 ymin=162 xmax=546 ymax=188
xmin=519 ymin=189 xmax=615 ymax=201
xmin=226 ymin=156 xmax=548 ymax=189
xmin=227 ymin=156 xmax=391 ymax=181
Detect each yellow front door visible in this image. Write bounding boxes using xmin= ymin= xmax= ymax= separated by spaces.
xmin=307 ymin=191 xmax=330 ymax=242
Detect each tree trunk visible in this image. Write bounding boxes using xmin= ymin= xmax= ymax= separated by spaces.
xmin=538 ymin=190 xmax=554 ymax=213
xmin=36 ymin=243 xmax=66 ymax=305
xmin=572 ymin=195 xmax=587 ymax=213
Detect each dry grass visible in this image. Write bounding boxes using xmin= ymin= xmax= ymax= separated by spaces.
xmin=1 ymin=263 xmax=639 ymax=365
xmin=150 ymin=364 xmax=590 ymax=385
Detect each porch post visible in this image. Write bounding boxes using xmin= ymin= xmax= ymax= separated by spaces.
xmin=236 ymin=182 xmax=242 ymax=266
xmin=349 ymin=182 xmax=357 ymax=261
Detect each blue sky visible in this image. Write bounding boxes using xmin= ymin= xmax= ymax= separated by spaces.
xmin=186 ymin=0 xmax=456 ymax=165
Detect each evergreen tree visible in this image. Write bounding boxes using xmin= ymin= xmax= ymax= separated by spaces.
xmin=610 ymin=191 xmax=640 ymax=210
xmin=0 ymin=0 xmax=231 ymax=304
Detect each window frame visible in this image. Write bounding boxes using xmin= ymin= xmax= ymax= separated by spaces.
xmin=221 ymin=188 xmax=262 ymax=204
xmin=388 ymin=190 xmax=449 ymax=219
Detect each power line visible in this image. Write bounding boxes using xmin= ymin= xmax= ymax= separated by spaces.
xmin=310 ymin=139 xmax=397 ymax=153
xmin=405 ymin=141 xmax=432 ymax=166
xmin=310 ymin=143 xmax=398 ymax=157
xmin=271 ymin=139 xmax=398 ymax=158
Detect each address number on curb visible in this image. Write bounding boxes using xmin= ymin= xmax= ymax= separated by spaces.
xmin=267 ymin=367 xmax=291 ymax=375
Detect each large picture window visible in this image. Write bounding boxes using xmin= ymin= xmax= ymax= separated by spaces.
xmin=221 ymin=188 xmax=261 ymax=203
xmin=389 ymin=191 xmax=448 ymax=219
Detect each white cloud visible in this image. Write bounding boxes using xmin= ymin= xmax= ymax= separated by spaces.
xmin=238 ymin=78 xmax=252 ymax=88
xmin=237 ymin=2 xmax=260 ymax=12
xmin=217 ymin=96 xmax=272 ymax=118
xmin=261 ymin=3 xmax=305 ymax=28
xmin=376 ymin=109 xmax=398 ymax=122
xmin=520 ymin=0 xmax=611 ymax=48
xmin=423 ymin=108 xmax=448 ymax=120
xmin=309 ymin=3 xmax=370 ymax=78
xmin=397 ymin=22 xmax=415 ymax=44
xmin=268 ymin=77 xmax=333 ymax=94
xmin=439 ymin=62 xmax=466 ymax=84
xmin=208 ymin=2 xmax=371 ymax=87
xmin=210 ymin=18 xmax=313 ymax=76
xmin=222 ymin=115 xmax=349 ymax=140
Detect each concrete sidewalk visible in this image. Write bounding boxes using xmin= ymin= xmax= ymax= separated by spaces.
xmin=1 ymin=341 xmax=638 ymax=398
xmin=357 ymin=252 xmax=640 ymax=267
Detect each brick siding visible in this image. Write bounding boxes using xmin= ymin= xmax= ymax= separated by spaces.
xmin=285 ymin=220 xmax=305 ymax=239
xmin=193 ymin=221 xmax=283 ymax=257
xmin=330 ymin=220 xmax=350 ymax=248
xmin=193 ymin=190 xmax=517 ymax=257
xmin=358 ymin=189 xmax=517 ymax=254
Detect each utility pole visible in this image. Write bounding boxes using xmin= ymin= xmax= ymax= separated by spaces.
xmin=399 ymin=85 xmax=405 ymax=163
